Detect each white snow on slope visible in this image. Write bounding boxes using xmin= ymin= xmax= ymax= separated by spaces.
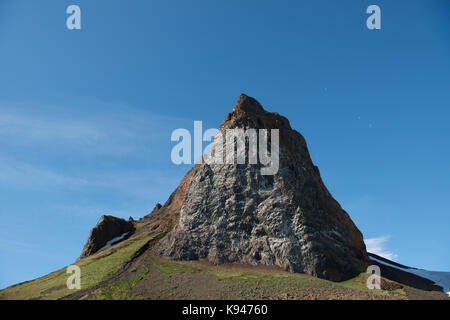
xmin=370 ymin=256 xmax=450 ymax=297
xmin=98 ymin=232 xmax=130 ymax=252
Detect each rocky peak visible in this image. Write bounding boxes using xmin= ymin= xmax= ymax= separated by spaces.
xmin=152 ymin=203 xmax=162 ymax=213
xmin=232 ymin=93 xmax=265 ymax=114
xmin=77 ymin=215 xmax=135 ymax=261
xmin=156 ymin=94 xmax=369 ymax=281
xmin=221 ymin=93 xmax=292 ymax=132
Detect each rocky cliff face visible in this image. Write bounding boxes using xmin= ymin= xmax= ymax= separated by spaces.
xmin=158 ymin=94 xmax=369 ymax=281
xmin=77 ymin=215 xmax=135 ymax=261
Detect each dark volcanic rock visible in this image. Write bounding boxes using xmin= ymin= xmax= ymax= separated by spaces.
xmin=151 ymin=203 xmax=162 ymax=213
xmin=77 ymin=215 xmax=135 ymax=261
xmin=159 ymin=94 xmax=369 ymax=281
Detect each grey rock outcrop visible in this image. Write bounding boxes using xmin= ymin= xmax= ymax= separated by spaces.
xmin=77 ymin=215 xmax=135 ymax=261
xmin=159 ymin=94 xmax=369 ymax=281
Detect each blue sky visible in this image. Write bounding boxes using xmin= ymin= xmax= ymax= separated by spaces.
xmin=0 ymin=0 xmax=449 ymax=289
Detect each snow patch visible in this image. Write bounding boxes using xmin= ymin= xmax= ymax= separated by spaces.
xmin=98 ymin=232 xmax=130 ymax=252
xmin=370 ymin=256 xmax=450 ymax=297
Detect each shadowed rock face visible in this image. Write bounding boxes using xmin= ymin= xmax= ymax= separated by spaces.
xmin=77 ymin=215 xmax=135 ymax=261
xmin=158 ymin=94 xmax=369 ymax=281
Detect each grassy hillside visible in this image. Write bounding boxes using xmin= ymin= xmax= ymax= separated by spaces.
xmin=127 ymin=256 xmax=407 ymax=300
xmin=1 ymin=228 xmax=446 ymax=300
xmin=0 ymin=230 xmax=159 ymax=300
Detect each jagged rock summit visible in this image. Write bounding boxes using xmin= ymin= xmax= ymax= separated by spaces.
xmin=158 ymin=94 xmax=369 ymax=281
xmin=77 ymin=215 xmax=135 ymax=261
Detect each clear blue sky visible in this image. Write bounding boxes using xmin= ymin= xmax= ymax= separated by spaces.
xmin=0 ymin=0 xmax=449 ymax=289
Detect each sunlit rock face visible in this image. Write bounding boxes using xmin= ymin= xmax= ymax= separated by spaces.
xmin=159 ymin=94 xmax=369 ymax=281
